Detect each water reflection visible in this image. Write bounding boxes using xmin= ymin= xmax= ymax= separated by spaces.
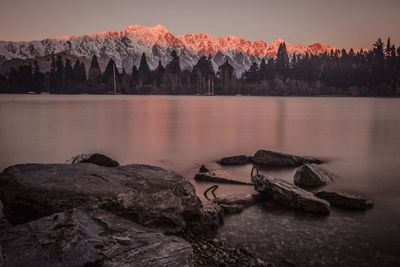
xmin=0 ymin=95 xmax=400 ymax=266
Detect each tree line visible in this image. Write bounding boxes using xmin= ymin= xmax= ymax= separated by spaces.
xmin=0 ymin=38 xmax=399 ymax=96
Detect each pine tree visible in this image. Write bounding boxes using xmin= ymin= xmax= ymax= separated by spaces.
xmin=138 ymin=53 xmax=152 ymax=85
xmin=32 ymin=60 xmax=44 ymax=93
xmin=276 ymin=42 xmax=290 ymax=80
xmin=64 ymin=59 xmax=74 ymax=90
xmin=55 ymin=55 xmax=64 ymax=91
xmin=130 ymin=65 xmax=138 ymax=88
xmin=153 ymin=60 xmax=165 ymax=86
xmin=88 ymin=55 xmax=102 ymax=83
xmin=102 ymin=58 xmax=119 ymax=84
xmin=259 ymin=58 xmax=267 ymax=81
xmin=80 ymin=62 xmax=86 ymax=82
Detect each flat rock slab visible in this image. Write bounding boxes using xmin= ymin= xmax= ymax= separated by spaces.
xmin=194 ymin=170 xmax=253 ymax=185
xmin=0 ymin=163 xmax=203 ymax=234
xmin=217 ymin=155 xmax=252 ymax=165
xmin=66 ymin=153 xmax=120 ymax=167
xmin=0 ymin=208 xmax=194 ymax=267
xmin=252 ymin=174 xmax=330 ymax=214
xmin=315 ymin=191 xmax=373 ymax=210
xmin=213 ymin=193 xmax=258 ymax=214
xmin=252 ymin=150 xmax=320 ymax=167
xmin=294 ymin=164 xmax=336 ymax=188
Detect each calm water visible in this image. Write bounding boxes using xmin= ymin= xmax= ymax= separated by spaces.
xmin=1 ymin=95 xmax=400 ymax=266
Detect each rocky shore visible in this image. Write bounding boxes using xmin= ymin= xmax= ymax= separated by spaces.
xmin=0 ymin=150 xmax=374 ymax=266
xmin=0 ymin=153 xmax=268 ymax=267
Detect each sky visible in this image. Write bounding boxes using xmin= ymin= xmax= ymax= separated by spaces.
xmin=0 ymin=0 xmax=399 ymax=49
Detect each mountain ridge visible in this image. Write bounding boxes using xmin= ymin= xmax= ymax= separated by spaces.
xmin=0 ymin=24 xmax=336 ymax=75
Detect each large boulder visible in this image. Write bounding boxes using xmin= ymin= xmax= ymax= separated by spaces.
xmin=0 ymin=163 xmax=203 ymax=234
xmin=294 ymin=164 xmax=336 ymax=188
xmin=251 ymin=174 xmax=330 ymax=214
xmin=217 ymin=155 xmax=252 ymax=165
xmin=0 ymin=208 xmax=194 ymax=267
xmin=66 ymin=153 xmax=120 ymax=167
xmin=315 ymin=191 xmax=373 ymax=210
xmin=194 ymin=170 xmax=253 ymax=185
xmin=252 ymin=150 xmax=320 ymax=167
xmin=213 ymin=193 xmax=259 ymax=214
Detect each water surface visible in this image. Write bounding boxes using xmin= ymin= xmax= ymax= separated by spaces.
xmin=0 ymin=95 xmax=399 ymax=266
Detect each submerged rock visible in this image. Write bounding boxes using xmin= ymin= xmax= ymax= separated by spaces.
xmin=198 ymin=164 xmax=210 ymax=173
xmin=66 ymin=153 xmax=119 ymax=167
xmin=315 ymin=191 xmax=373 ymax=210
xmin=0 ymin=208 xmax=194 ymax=267
xmin=217 ymin=155 xmax=252 ymax=165
xmin=194 ymin=170 xmax=253 ymax=185
xmin=252 ymin=149 xmax=320 ymax=167
xmin=251 ymin=174 xmax=330 ymax=214
xmin=0 ymin=163 xmax=204 ymax=234
xmin=213 ymin=193 xmax=259 ymax=214
xmin=294 ymin=164 xmax=336 ymax=188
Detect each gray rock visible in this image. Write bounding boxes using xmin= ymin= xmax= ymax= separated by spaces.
xmin=218 ymin=155 xmax=252 ymax=165
xmin=66 ymin=153 xmax=119 ymax=167
xmin=0 ymin=208 xmax=194 ymax=267
xmin=213 ymin=193 xmax=258 ymax=214
xmin=294 ymin=164 xmax=336 ymax=188
xmin=252 ymin=174 xmax=330 ymax=214
xmin=194 ymin=170 xmax=253 ymax=185
xmin=315 ymin=191 xmax=373 ymax=210
xmin=0 ymin=163 xmax=204 ymax=234
xmin=252 ymin=150 xmax=320 ymax=167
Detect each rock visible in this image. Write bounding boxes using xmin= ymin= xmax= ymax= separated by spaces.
xmin=315 ymin=191 xmax=373 ymax=210
xmin=0 ymin=200 xmax=10 ymax=231
xmin=0 ymin=208 xmax=194 ymax=267
xmin=194 ymin=170 xmax=253 ymax=185
xmin=198 ymin=164 xmax=209 ymax=173
xmin=0 ymin=163 xmax=204 ymax=235
xmin=66 ymin=153 xmax=119 ymax=167
xmin=251 ymin=174 xmax=330 ymax=214
xmin=217 ymin=155 xmax=252 ymax=165
xmin=213 ymin=193 xmax=258 ymax=214
xmin=192 ymin=239 xmax=268 ymax=266
xmin=252 ymin=149 xmax=320 ymax=167
xmin=294 ymin=164 xmax=336 ymax=188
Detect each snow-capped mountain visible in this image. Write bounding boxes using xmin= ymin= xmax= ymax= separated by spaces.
xmin=0 ymin=24 xmax=335 ymax=76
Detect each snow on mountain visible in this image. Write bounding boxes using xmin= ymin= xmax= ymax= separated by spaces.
xmin=0 ymin=24 xmax=335 ymax=76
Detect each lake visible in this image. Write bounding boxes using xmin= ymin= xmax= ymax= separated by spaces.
xmin=1 ymin=95 xmax=399 ymax=266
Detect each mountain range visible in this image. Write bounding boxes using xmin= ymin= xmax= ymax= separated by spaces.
xmin=0 ymin=24 xmax=336 ymax=76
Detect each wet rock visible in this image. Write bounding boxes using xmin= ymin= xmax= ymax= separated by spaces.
xmin=0 ymin=208 xmax=194 ymax=267
xmin=252 ymin=150 xmax=320 ymax=167
xmin=0 ymin=163 xmax=204 ymax=235
xmin=218 ymin=155 xmax=252 ymax=165
xmin=66 ymin=153 xmax=119 ymax=167
xmin=213 ymin=193 xmax=258 ymax=214
xmin=0 ymin=200 xmax=10 ymax=231
xmin=194 ymin=170 xmax=253 ymax=185
xmin=192 ymin=239 xmax=268 ymax=266
xmin=294 ymin=164 xmax=336 ymax=188
xmin=198 ymin=165 xmax=209 ymax=173
xmin=252 ymin=174 xmax=330 ymax=214
xmin=315 ymin=191 xmax=373 ymax=210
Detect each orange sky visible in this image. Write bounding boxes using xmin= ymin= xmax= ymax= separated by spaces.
xmin=0 ymin=0 xmax=399 ymax=49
